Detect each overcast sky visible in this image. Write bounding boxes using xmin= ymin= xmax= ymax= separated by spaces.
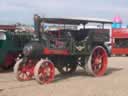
xmin=0 ymin=0 xmax=128 ymax=25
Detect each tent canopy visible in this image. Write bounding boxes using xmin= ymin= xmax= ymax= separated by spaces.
xmin=40 ymin=17 xmax=112 ymax=25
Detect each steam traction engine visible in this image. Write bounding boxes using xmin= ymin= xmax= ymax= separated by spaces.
xmin=14 ymin=15 xmax=112 ymax=84
xmin=0 ymin=25 xmax=34 ymax=70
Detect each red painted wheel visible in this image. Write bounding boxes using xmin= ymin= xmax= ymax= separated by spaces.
xmin=34 ymin=59 xmax=55 ymax=84
xmin=14 ymin=58 xmax=34 ymax=81
xmin=85 ymin=46 xmax=108 ymax=76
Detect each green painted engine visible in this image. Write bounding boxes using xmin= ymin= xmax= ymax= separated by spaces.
xmin=0 ymin=31 xmax=34 ymax=69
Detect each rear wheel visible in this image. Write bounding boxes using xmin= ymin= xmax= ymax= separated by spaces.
xmin=34 ymin=59 xmax=55 ymax=84
xmin=14 ymin=58 xmax=35 ymax=81
xmin=85 ymin=46 xmax=108 ymax=76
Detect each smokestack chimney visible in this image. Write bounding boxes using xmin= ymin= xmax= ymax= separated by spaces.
xmin=34 ymin=14 xmax=41 ymax=41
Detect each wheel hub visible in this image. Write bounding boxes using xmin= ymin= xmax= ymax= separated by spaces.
xmin=95 ymin=57 xmax=102 ymax=64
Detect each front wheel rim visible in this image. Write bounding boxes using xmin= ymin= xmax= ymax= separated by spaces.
xmin=14 ymin=59 xmax=34 ymax=81
xmin=34 ymin=60 xmax=55 ymax=84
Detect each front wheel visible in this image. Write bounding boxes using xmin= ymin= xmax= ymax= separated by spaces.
xmin=34 ymin=59 xmax=55 ymax=84
xmin=14 ymin=58 xmax=35 ymax=81
xmin=85 ymin=46 xmax=108 ymax=76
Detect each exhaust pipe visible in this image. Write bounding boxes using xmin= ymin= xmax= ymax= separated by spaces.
xmin=34 ymin=14 xmax=41 ymax=41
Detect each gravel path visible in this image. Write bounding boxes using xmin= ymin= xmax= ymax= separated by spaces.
xmin=0 ymin=57 xmax=128 ymax=96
